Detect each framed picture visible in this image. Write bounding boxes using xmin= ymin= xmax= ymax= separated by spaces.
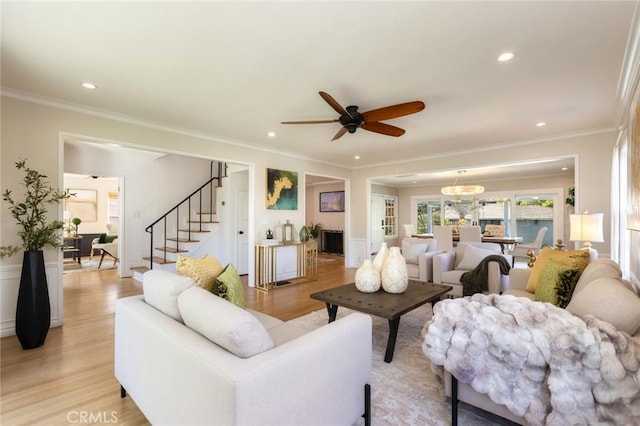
xmin=629 ymin=103 xmax=640 ymax=231
xmin=266 ymin=168 xmax=298 ymax=210
xmin=320 ymin=191 xmax=345 ymax=212
xmin=65 ymin=189 xmax=98 ymax=222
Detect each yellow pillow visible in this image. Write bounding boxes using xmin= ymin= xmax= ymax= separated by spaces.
xmin=176 ymin=254 xmax=224 ymax=292
xmin=526 ymin=248 xmax=590 ymax=293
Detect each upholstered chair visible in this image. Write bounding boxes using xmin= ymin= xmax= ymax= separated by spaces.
xmin=401 ymin=237 xmax=440 ymax=282
xmin=509 ymin=227 xmax=548 ymax=264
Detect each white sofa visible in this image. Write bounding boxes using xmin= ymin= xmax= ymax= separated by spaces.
xmin=431 ymin=258 xmax=640 ymax=425
xmin=115 ymin=270 xmax=372 ymax=426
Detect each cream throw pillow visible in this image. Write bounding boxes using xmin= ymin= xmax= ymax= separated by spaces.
xmin=457 ymin=246 xmax=496 ymax=271
xmin=401 ymin=240 xmax=430 ymax=264
xmin=142 ymin=269 xmax=195 ymax=322
xmin=178 ymin=286 xmax=274 ymax=358
xmin=176 ymin=254 xmax=224 ymax=292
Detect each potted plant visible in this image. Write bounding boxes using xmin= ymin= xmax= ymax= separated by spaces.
xmin=307 ymin=223 xmax=321 ymax=239
xmin=71 ymin=217 xmax=82 ymax=236
xmin=0 ymin=159 xmax=70 ymax=349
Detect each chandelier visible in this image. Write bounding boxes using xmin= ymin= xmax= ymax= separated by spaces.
xmin=441 ymin=170 xmax=484 ymax=196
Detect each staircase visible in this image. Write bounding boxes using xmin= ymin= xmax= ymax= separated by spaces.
xmin=133 ymin=161 xmax=228 ymax=281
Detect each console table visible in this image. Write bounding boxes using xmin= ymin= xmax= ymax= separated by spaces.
xmin=254 ymin=241 xmax=316 ymax=292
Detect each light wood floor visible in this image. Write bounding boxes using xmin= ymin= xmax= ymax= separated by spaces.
xmin=0 ymin=255 xmax=355 ymax=425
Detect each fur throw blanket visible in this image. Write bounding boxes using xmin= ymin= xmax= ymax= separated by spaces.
xmin=460 ymin=254 xmax=511 ymax=296
xmin=423 ymin=294 xmax=640 ymax=425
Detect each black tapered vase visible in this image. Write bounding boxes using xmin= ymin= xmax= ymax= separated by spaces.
xmin=16 ymin=251 xmax=51 ymax=349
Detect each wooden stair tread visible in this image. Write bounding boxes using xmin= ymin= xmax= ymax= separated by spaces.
xmin=155 ymin=247 xmax=188 ymax=253
xmin=178 ymin=229 xmax=211 ymax=233
xmin=187 ymin=220 xmax=219 ymax=224
xmin=143 ymin=256 xmax=176 ymax=265
xmin=131 ymin=266 xmax=150 ymax=273
xmin=197 ymin=212 xmax=217 ymax=215
xmin=167 ymin=237 xmax=200 ymax=243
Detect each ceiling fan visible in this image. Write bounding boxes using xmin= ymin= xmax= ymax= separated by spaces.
xmin=281 ymin=91 xmax=425 ymax=141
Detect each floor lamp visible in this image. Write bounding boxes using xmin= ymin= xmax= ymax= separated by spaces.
xmin=569 ymin=212 xmax=604 ymax=261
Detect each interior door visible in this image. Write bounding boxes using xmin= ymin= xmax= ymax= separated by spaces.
xmin=371 ymin=194 xmax=385 ymax=252
xmin=235 ymin=190 xmax=249 ymax=275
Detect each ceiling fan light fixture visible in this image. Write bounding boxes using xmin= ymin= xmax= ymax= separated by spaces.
xmin=441 ymin=185 xmax=485 ymax=196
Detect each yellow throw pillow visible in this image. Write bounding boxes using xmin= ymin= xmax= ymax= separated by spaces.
xmin=526 ymin=248 xmax=590 ymax=293
xmin=176 ymin=254 xmax=224 ymax=292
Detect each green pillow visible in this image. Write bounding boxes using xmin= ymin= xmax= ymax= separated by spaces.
xmin=105 ymin=235 xmax=118 ymax=243
xmin=99 ymin=233 xmax=107 ymax=243
xmin=214 ymin=264 xmax=246 ymax=308
xmin=534 ymin=258 xmax=581 ymax=308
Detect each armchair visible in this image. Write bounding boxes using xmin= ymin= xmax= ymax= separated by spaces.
xmin=432 ymin=242 xmax=512 ymax=297
xmin=97 ymin=238 xmax=118 ymax=269
xmin=509 ymin=226 xmax=547 ymax=264
xmin=401 ymin=237 xmax=441 ymax=282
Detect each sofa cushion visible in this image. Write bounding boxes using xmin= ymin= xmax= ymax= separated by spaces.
xmin=178 ymin=286 xmax=274 ymax=358
xmin=566 ymin=276 xmax=640 ymax=336
xmin=214 ymin=264 xmax=246 ymax=308
xmin=176 ymin=254 xmax=224 ymax=292
xmin=457 ymin=245 xmax=496 ymax=271
xmin=402 ymin=239 xmax=431 ymax=264
xmin=142 ymin=270 xmax=195 ymax=322
xmin=526 ymin=248 xmax=590 ymax=293
xmin=572 ymin=258 xmax=622 ymax=296
xmin=534 ymin=259 xmax=580 ymax=308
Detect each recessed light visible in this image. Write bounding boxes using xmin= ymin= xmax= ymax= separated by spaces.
xmin=82 ymin=82 xmax=97 ymax=89
xmin=536 ymin=122 xmax=546 ymax=127
xmin=354 ymin=155 xmax=360 ymax=160
xmin=497 ymin=52 xmax=515 ymax=62
xmin=267 ymin=131 xmax=276 ymax=138
xmin=561 ymin=167 xmax=568 ymax=171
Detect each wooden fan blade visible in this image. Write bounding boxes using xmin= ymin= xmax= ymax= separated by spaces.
xmin=331 ymin=127 xmax=348 ymax=141
xmin=281 ymin=119 xmax=339 ymax=124
xmin=361 ymin=122 xmax=405 ymax=137
xmin=319 ymin=91 xmax=350 ymax=117
xmin=363 ymin=101 xmax=425 ymax=122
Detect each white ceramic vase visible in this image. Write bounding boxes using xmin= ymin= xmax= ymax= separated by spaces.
xmin=372 ymin=242 xmax=388 ymax=271
xmin=355 ymin=259 xmax=381 ymax=293
xmin=381 ymin=246 xmax=409 ymax=294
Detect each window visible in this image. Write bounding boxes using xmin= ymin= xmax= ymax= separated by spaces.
xmin=416 ymin=200 xmax=441 ymax=233
xmin=108 ymin=191 xmax=119 ymax=223
xmin=514 ymin=194 xmax=555 ymax=247
xmin=383 ymin=196 xmax=397 ymax=237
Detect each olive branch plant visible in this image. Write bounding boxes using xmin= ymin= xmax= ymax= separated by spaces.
xmin=0 ymin=159 xmax=72 ymax=259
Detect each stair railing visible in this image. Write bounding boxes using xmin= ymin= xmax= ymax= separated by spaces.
xmin=145 ymin=161 xmax=227 ymax=269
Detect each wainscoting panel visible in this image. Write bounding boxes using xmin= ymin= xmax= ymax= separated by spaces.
xmin=0 ymin=261 xmax=63 ymax=338
xmin=347 ymin=238 xmax=367 ymax=268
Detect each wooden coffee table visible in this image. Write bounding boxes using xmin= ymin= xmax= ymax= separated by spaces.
xmin=310 ymin=280 xmax=452 ymax=363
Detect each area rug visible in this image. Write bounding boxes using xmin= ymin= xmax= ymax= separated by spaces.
xmin=287 ymin=305 xmax=501 ymax=425
xmin=307 ymin=257 xmax=337 ymax=264
xmin=63 ymin=259 xmax=116 ymax=274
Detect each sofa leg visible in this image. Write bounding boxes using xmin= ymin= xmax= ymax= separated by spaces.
xmin=451 ymin=375 xmax=458 ymax=426
xmin=120 ymin=385 xmax=127 ymax=399
xmin=362 ymin=383 xmax=371 ymax=426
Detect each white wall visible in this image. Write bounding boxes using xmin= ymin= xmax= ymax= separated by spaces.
xmin=63 ymin=175 xmax=119 ymax=234
xmin=0 ymin=95 xmax=351 ymax=336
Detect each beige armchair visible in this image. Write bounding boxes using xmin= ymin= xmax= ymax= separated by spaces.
xmin=401 ymin=237 xmax=441 ymax=282
xmin=509 ymin=226 xmax=547 ymax=263
xmin=432 ymin=242 xmax=512 ymax=297
xmin=90 ymin=223 xmax=119 ymax=260
xmin=97 ymin=238 xmax=118 ymax=269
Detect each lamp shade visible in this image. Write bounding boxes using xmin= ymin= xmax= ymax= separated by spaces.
xmin=569 ymin=213 xmax=604 ymax=243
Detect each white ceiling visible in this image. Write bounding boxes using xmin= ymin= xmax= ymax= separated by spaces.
xmin=2 ymin=1 xmax=636 ymax=186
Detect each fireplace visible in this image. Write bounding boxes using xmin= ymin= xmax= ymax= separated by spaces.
xmin=321 ymin=230 xmax=344 ymax=255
